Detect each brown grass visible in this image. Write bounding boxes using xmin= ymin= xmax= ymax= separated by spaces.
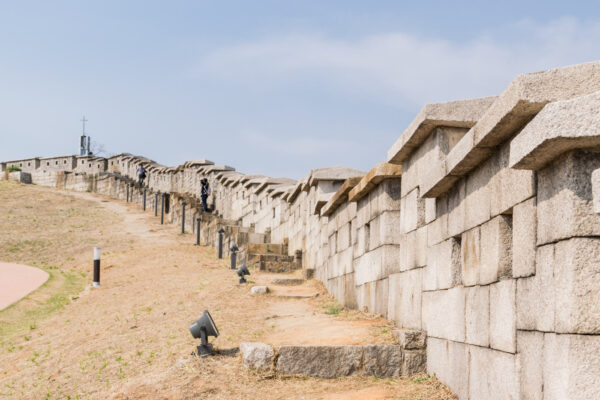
xmin=0 ymin=181 xmax=456 ymax=400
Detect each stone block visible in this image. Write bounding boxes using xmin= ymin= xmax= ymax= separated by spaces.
xmin=468 ymin=345 xmax=519 ymax=400
xmin=480 ymin=214 xmax=512 ymax=285
xmin=537 ymin=150 xmax=600 ymax=245
xmin=516 ymin=244 xmax=555 ymax=332
xmin=370 ymin=210 xmax=401 ymax=249
xmin=593 ymin=168 xmax=600 ymax=213
xmin=490 ymin=279 xmax=516 ymax=353
xmin=354 ymin=245 xmax=400 ymax=286
xmin=387 ymin=269 xmax=422 ymax=330
xmin=554 ymin=237 xmax=600 ymax=334
xmin=357 ymin=278 xmax=389 ymax=316
xmin=392 ymin=329 xmax=426 ymax=350
xmin=400 ymin=188 xmax=425 ymax=234
xmin=513 ymin=197 xmax=537 ymax=278
xmin=399 ymin=229 xmax=417 ymax=271
xmin=422 ymin=287 xmax=465 ymax=342
xmin=336 ymin=222 xmax=351 ymax=252
xmin=464 ymin=155 xmax=494 ymax=230
xmin=447 ymin=178 xmax=466 ymax=238
xmin=427 ymin=213 xmax=448 ymax=246
xmin=492 ymin=152 xmax=536 ymax=218
xmin=276 ymin=345 xmax=363 ymax=378
xmin=239 ymin=342 xmax=274 ymax=372
xmin=461 ymin=226 xmax=481 ymax=286
xmin=543 ymin=333 xmax=600 ymax=400
xmin=250 ymin=286 xmax=269 ymax=294
xmin=363 ymin=345 xmax=403 ymax=377
xmin=355 ymin=224 xmax=369 ymax=258
xmin=327 ymin=246 xmax=353 ymax=279
xmin=516 ymin=330 xmax=543 ymax=400
xmin=426 ymin=337 xmax=469 ymax=400
xmin=402 ymin=350 xmax=426 ymax=376
xmin=427 ymin=237 xmax=461 ymax=290
xmin=425 ymin=198 xmax=436 ymax=224
xmin=465 ymin=285 xmax=489 ymax=347
xmin=378 ymin=179 xmax=402 ymax=212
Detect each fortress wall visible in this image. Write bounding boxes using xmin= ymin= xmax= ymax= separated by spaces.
xmin=6 ymin=61 xmax=600 ymax=399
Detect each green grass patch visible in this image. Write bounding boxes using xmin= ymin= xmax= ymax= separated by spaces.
xmin=0 ymin=267 xmax=85 ymax=348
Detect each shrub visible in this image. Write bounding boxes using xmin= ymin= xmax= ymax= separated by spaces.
xmin=7 ymin=166 xmax=21 ymax=172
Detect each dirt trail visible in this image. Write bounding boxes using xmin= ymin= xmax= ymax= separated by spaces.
xmin=0 ymin=184 xmax=456 ymax=400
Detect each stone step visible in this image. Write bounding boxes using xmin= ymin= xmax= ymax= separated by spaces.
xmin=240 ymin=342 xmax=426 ymax=378
xmin=270 ymin=278 xmax=305 ymax=286
xmin=247 ymin=243 xmax=285 ymax=255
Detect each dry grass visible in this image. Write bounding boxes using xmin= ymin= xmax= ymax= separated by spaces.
xmin=0 ymin=181 xmax=456 ymax=400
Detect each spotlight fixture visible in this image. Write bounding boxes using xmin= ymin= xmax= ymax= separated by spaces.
xmin=189 ymin=310 xmax=220 ymax=356
xmin=237 ymin=263 xmax=250 ymax=283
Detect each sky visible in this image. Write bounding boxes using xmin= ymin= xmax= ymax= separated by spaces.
xmin=1 ymin=1 xmax=600 ymax=179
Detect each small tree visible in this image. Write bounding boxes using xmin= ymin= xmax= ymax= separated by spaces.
xmin=7 ymin=166 xmax=21 ymax=172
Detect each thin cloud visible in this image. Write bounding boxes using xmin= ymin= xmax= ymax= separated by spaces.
xmin=197 ymin=17 xmax=600 ymax=107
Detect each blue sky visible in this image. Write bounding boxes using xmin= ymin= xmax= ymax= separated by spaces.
xmin=1 ymin=1 xmax=599 ymax=178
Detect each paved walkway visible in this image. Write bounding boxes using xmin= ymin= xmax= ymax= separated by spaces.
xmin=0 ymin=262 xmax=49 ymax=310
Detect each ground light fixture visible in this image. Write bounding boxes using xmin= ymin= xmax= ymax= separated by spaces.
xmin=237 ymin=263 xmax=250 ymax=283
xmin=189 ymin=310 xmax=220 ymax=356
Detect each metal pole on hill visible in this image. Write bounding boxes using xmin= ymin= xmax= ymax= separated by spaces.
xmin=143 ymin=188 xmax=146 ymax=211
xmin=181 ymin=201 xmax=186 ymax=234
xmin=196 ymin=216 xmax=201 ymax=245
xmin=160 ymin=193 xmax=165 ymax=224
xmin=154 ymin=192 xmax=159 ymax=216
xmin=218 ymin=227 xmax=225 ymax=259
xmin=126 ymin=184 xmax=130 ymax=202
xmin=92 ymin=247 xmax=101 ymax=287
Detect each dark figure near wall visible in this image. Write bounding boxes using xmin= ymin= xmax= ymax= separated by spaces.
xmin=201 ymin=178 xmax=211 ymax=212
xmin=137 ymin=165 xmax=147 ymax=186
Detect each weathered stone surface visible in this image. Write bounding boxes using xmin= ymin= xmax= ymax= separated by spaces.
xmin=422 ymin=287 xmax=465 ymax=342
xmin=426 ymin=237 xmax=461 ymax=290
xmin=510 ymin=90 xmax=600 ymax=170
xmin=469 ymin=345 xmax=518 ymax=400
xmin=517 ymin=330 xmax=544 ymax=400
xmin=593 ymin=168 xmax=600 ymax=213
xmin=480 ymin=215 xmax=512 ymax=285
xmin=512 ymin=197 xmax=537 ymax=278
xmin=387 ymin=96 xmax=496 ymax=164
xmin=516 ymin=244 xmax=555 ymax=332
xmin=490 ymin=279 xmax=516 ymax=353
xmin=393 ymin=329 xmax=426 ymax=350
xmin=447 ymin=179 xmax=466 ymax=238
xmin=554 ymin=237 xmax=600 ymax=334
xmin=465 ymin=285 xmax=489 ymax=347
xmin=427 ymin=337 xmax=469 ymax=400
xmin=461 ymin=226 xmax=481 ymax=287
xmin=543 ymin=333 xmax=600 ymax=400
xmin=356 ymin=278 xmax=389 ymax=317
xmin=354 ymin=245 xmax=400 ymax=286
xmin=239 ymin=342 xmax=274 ymax=372
xmin=537 ymin=150 xmax=600 ymax=245
xmin=400 ymin=188 xmax=425 ymax=233
xmin=276 ymin=345 xmax=363 ymax=378
xmin=250 ymin=286 xmax=269 ymax=295
xmin=402 ymin=350 xmax=426 ymax=376
xmin=388 ymin=270 xmax=422 ymax=330
xmin=363 ymin=345 xmax=403 ymax=377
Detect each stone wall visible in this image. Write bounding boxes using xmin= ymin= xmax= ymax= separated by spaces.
xmin=4 ymin=60 xmax=600 ymax=399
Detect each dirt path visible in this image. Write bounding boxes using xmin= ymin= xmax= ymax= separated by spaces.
xmin=0 ymin=262 xmax=49 ymax=311
xmin=0 ymin=183 xmax=456 ymax=400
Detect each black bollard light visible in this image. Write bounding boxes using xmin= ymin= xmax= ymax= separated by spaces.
xmin=92 ymin=247 xmax=101 ymax=287
xmin=143 ymin=188 xmax=147 ymax=211
xmin=217 ymin=227 xmax=225 ymax=259
xmin=181 ymin=200 xmax=186 ymax=234
xmin=160 ymin=193 xmax=165 ymax=224
xmin=195 ymin=216 xmax=201 ymax=246
xmin=230 ymin=243 xmax=238 ymax=270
